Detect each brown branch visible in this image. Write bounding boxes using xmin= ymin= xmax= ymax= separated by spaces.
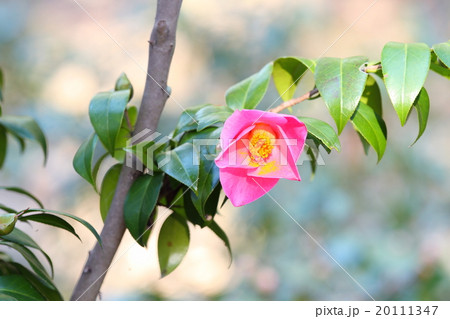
xmin=70 ymin=0 xmax=183 ymax=301
xmin=269 ymin=88 xmax=319 ymax=113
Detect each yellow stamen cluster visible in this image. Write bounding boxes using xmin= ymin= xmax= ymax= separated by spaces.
xmin=248 ymin=124 xmax=276 ymax=165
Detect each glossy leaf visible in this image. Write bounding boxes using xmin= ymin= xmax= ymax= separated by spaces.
xmin=195 ymin=105 xmax=233 ymax=131
xmin=298 ymin=117 xmax=341 ymax=152
xmin=0 ymin=204 xmax=17 ymax=214
xmin=73 ymin=134 xmax=98 ymax=190
xmin=26 ymin=209 xmax=102 ymax=246
xmin=99 ymin=164 xmax=122 ymax=221
xmin=115 ymin=72 xmax=134 ymax=100
xmin=208 ymin=220 xmax=232 ymax=265
xmin=433 ymin=41 xmax=450 ymax=68
xmin=411 ymin=87 xmax=430 ymax=146
xmin=91 ymin=152 xmax=109 ymax=190
xmin=0 ymin=293 xmax=18 ymax=301
xmin=0 ymin=242 xmax=52 ymax=287
xmin=381 ymin=42 xmax=430 ymax=126
xmin=0 ymin=186 xmax=44 ymax=208
xmin=305 ymin=139 xmax=320 ymax=178
xmin=273 ymin=57 xmax=315 ymax=101
xmin=1 ymin=228 xmax=54 ymax=278
xmin=12 ymin=262 xmax=62 ymax=301
xmin=225 ymin=62 xmax=273 ymax=110
xmin=0 ymin=275 xmax=44 ymax=301
xmin=156 ymin=143 xmax=199 ymax=191
xmin=114 ymin=106 xmax=138 ymax=161
xmin=172 ymin=104 xmax=205 ymax=137
xmin=158 ymin=213 xmax=190 ymax=277
xmin=360 ymin=75 xmax=382 ymax=116
xmin=20 ymin=213 xmax=80 ymax=241
xmin=190 ymin=141 xmax=221 ymax=218
xmin=315 ymin=56 xmax=368 ymax=134
xmin=89 ymin=90 xmax=130 ymax=155
xmin=430 ymin=51 xmax=450 ymax=79
xmin=124 ymin=173 xmax=163 ymax=246
xmin=0 ymin=126 xmax=6 ymax=169
xmin=0 ymin=115 xmax=47 ymax=163
xmin=351 ymin=102 xmax=387 ymax=162
xmin=181 ymin=190 xmax=204 ymax=226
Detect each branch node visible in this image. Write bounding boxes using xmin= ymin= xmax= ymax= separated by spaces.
xmin=83 ymin=267 xmax=91 ymax=274
xmin=156 ymin=19 xmax=169 ymax=42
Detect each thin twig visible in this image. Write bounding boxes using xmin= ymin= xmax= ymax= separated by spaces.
xmin=269 ymin=88 xmax=319 ymax=113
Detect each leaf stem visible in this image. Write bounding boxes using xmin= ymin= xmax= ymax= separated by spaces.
xmin=361 ymin=64 xmax=382 ymax=73
xmin=269 ymin=88 xmax=319 ymax=113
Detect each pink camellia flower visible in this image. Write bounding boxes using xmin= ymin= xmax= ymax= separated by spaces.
xmin=215 ymin=109 xmax=307 ymax=206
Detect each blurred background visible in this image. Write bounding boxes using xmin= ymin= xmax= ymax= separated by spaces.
xmin=0 ymin=0 xmax=449 ymax=300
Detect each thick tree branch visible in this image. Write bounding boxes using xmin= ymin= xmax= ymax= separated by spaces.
xmin=71 ymin=0 xmax=183 ymax=301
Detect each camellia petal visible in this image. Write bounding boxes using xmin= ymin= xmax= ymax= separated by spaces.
xmin=219 ymin=167 xmax=279 ymax=206
xmin=215 ymin=109 xmax=307 ymax=206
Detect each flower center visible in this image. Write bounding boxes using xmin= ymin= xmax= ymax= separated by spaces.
xmin=248 ymin=124 xmax=276 ymax=165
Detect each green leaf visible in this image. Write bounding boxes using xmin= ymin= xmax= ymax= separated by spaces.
xmin=19 ymin=213 xmax=80 ymax=241
xmin=0 ymin=293 xmax=18 ymax=301
xmin=0 ymin=213 xmax=17 ymax=236
xmin=430 ymin=51 xmax=450 ymax=79
xmin=156 ymin=143 xmax=199 ymax=191
xmin=172 ymin=104 xmax=205 ymax=137
xmin=0 ymin=115 xmax=47 ymax=163
xmin=92 ymin=152 xmax=109 ymax=190
xmin=350 ymin=102 xmax=387 ymax=162
xmin=99 ymin=164 xmax=122 ymax=222
xmin=124 ymin=173 xmax=163 ymax=246
xmin=180 ymin=190 xmax=204 ymax=226
xmin=381 ymin=42 xmax=430 ymax=126
xmin=410 ymin=87 xmax=430 ymax=146
xmin=225 ymin=62 xmax=273 ymax=110
xmin=73 ymin=134 xmax=98 ymax=190
xmin=0 ymin=204 xmax=17 ymax=214
xmin=1 ymin=228 xmax=54 ymax=278
xmin=273 ymin=57 xmax=316 ymax=101
xmin=360 ymin=75 xmax=382 ymax=116
xmin=125 ymin=139 xmax=167 ymax=173
xmin=208 ymin=220 xmax=232 ymax=265
xmin=26 ymin=209 xmax=102 ymax=246
xmin=114 ymin=106 xmax=138 ymax=161
xmin=0 ymin=186 xmax=44 ymax=209
xmin=10 ymin=262 xmax=63 ymax=301
xmin=433 ymin=41 xmax=450 ymax=68
xmin=195 ymin=105 xmax=233 ymax=131
xmin=298 ymin=117 xmax=341 ymax=152
xmin=0 ymin=242 xmax=52 ymax=287
xmin=305 ymin=139 xmax=320 ymax=178
xmin=115 ymin=72 xmax=134 ymax=100
xmin=190 ymin=141 xmax=221 ymax=219
xmin=0 ymin=275 xmax=44 ymax=301
xmin=158 ymin=213 xmax=190 ymax=277
xmin=0 ymin=126 xmax=6 ymax=169
xmin=315 ymin=56 xmax=369 ymax=134
xmin=89 ymin=90 xmax=130 ymax=155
